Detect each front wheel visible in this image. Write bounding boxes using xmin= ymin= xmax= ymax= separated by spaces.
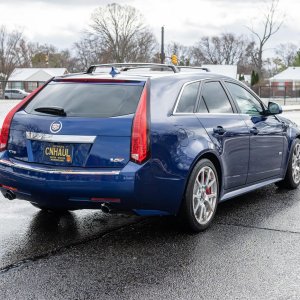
xmin=180 ymin=159 xmax=219 ymax=232
xmin=276 ymin=139 xmax=300 ymax=189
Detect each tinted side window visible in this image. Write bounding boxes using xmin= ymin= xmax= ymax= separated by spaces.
xmin=197 ymin=98 xmax=209 ymax=113
xmin=176 ymin=82 xmax=200 ymax=113
xmin=199 ymin=82 xmax=233 ymax=113
xmin=225 ymin=82 xmax=263 ymax=115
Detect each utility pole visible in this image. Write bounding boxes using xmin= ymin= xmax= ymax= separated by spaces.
xmin=160 ymin=26 xmax=165 ymax=64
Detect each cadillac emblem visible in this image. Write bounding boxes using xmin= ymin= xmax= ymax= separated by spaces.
xmin=50 ymin=121 xmax=62 ymax=133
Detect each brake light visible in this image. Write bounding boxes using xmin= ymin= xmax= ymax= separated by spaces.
xmin=0 ymin=86 xmax=44 ymax=151
xmin=130 ymin=85 xmax=149 ymax=164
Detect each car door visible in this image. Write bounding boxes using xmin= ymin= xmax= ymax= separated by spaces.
xmin=15 ymin=90 xmax=22 ymax=99
xmin=224 ymin=81 xmax=286 ymax=183
xmin=5 ymin=90 xmax=12 ymax=99
xmin=195 ymin=80 xmax=250 ymax=190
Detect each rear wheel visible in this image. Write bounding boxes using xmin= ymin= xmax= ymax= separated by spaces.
xmin=180 ymin=159 xmax=219 ymax=232
xmin=5 ymin=96 xmax=9 ymax=99
xmin=276 ymin=139 xmax=300 ymax=189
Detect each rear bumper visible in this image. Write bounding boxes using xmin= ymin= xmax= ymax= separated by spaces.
xmin=0 ymin=156 xmax=137 ymax=210
xmin=0 ymin=155 xmax=182 ymax=215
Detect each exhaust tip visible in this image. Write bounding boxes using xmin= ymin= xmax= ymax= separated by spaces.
xmin=101 ymin=203 xmax=111 ymax=214
xmin=5 ymin=190 xmax=16 ymax=200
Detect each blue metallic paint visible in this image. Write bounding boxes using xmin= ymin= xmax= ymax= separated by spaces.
xmin=8 ymin=111 xmax=134 ymax=168
xmin=196 ymin=113 xmax=250 ymax=189
xmin=0 ymin=72 xmax=300 ymax=217
xmin=240 ymin=114 xmax=286 ymax=183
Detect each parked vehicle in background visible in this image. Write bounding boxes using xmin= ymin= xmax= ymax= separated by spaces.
xmin=4 ymin=89 xmax=29 ymax=99
xmin=0 ymin=63 xmax=300 ymax=232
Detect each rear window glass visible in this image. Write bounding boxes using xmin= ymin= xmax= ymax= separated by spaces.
xmin=25 ymin=82 xmax=145 ymax=118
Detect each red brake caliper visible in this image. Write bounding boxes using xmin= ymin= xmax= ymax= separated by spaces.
xmin=206 ymin=187 xmax=211 ymax=194
xmin=205 ymin=173 xmax=211 ymax=194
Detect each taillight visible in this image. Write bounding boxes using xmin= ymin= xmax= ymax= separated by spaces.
xmin=130 ymin=85 xmax=150 ymax=164
xmin=0 ymin=85 xmax=44 ymax=151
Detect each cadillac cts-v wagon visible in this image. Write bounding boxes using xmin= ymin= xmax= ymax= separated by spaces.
xmin=0 ymin=63 xmax=299 ymax=232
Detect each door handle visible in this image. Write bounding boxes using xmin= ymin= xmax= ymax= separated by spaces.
xmin=213 ymin=126 xmax=226 ymax=135
xmin=250 ymin=127 xmax=259 ymax=135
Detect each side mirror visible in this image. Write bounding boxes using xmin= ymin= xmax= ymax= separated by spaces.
xmin=267 ymin=102 xmax=282 ymax=115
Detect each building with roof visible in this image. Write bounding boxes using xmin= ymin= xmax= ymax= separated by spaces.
xmin=7 ymin=68 xmax=68 ymax=92
xmin=201 ymin=64 xmax=238 ymax=79
xmin=269 ymin=67 xmax=300 ymax=91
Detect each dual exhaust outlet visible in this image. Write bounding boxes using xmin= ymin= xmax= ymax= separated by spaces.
xmin=4 ymin=190 xmax=16 ymax=201
xmin=101 ymin=203 xmax=112 ymax=213
xmin=3 ymin=190 xmax=113 ymax=213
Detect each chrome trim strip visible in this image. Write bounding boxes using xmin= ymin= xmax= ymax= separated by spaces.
xmin=220 ymin=178 xmax=283 ymax=202
xmin=26 ymin=132 xmax=96 ymax=144
xmin=0 ymin=159 xmax=120 ymax=175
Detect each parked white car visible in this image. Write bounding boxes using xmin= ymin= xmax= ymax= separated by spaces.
xmin=5 ymin=89 xmax=29 ymax=99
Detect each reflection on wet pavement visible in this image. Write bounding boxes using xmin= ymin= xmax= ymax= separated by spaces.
xmin=0 ymin=198 xmax=141 ymax=270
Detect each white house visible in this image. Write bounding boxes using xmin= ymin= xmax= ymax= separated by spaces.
xmin=269 ymin=67 xmax=300 ymax=91
xmin=202 ymin=64 xmax=238 ymax=79
xmin=7 ymin=68 xmax=68 ymax=92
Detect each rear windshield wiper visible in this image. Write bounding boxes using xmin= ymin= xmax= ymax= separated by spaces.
xmin=34 ymin=106 xmax=67 ymax=116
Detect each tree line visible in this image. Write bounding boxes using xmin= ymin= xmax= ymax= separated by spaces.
xmin=0 ymin=0 xmax=298 ymax=83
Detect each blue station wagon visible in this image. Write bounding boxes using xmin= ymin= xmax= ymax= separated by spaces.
xmin=0 ymin=63 xmax=299 ymax=232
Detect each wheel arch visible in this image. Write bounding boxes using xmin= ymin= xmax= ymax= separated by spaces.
xmin=177 ymin=150 xmax=223 ymax=214
xmin=200 ymin=152 xmax=222 ymax=192
xmin=283 ymin=135 xmax=300 ymax=176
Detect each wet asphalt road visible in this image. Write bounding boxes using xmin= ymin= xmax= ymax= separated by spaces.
xmin=1 ymin=101 xmax=300 ymax=299
xmin=1 ymin=186 xmax=300 ymax=299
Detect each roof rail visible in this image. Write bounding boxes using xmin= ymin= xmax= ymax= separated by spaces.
xmin=86 ymin=63 xmax=180 ymax=74
xmin=178 ymin=66 xmax=210 ymax=72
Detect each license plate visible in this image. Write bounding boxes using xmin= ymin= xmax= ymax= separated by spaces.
xmin=43 ymin=144 xmax=73 ymax=163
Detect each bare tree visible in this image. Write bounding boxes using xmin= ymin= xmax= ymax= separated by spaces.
xmin=166 ymin=42 xmax=192 ymax=65
xmin=0 ymin=26 xmax=33 ymax=96
xmin=192 ymin=36 xmax=220 ymax=65
xmin=237 ymin=41 xmax=257 ymax=75
xmin=247 ymin=0 xmax=284 ymax=78
xmin=191 ymin=33 xmax=252 ymax=66
xmin=89 ymin=3 xmax=157 ymax=63
xmin=275 ymin=43 xmax=298 ymax=67
xmin=0 ymin=26 xmax=31 ymax=80
xmin=29 ymin=43 xmax=78 ymax=72
xmin=74 ymin=34 xmax=106 ymax=71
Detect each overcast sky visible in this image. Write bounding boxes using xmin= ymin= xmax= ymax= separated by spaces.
xmin=0 ymin=0 xmax=299 ymax=56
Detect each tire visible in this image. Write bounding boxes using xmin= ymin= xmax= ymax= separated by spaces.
xmin=5 ymin=96 xmax=9 ymax=99
xmin=30 ymin=202 xmax=69 ymax=214
xmin=180 ymin=159 xmax=219 ymax=232
xmin=275 ymin=139 xmax=300 ymax=189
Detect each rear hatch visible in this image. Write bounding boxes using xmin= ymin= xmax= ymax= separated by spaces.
xmin=7 ymin=78 xmax=146 ymax=168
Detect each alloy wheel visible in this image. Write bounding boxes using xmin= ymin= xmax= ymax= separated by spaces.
xmin=292 ymin=143 xmax=300 ymax=185
xmin=192 ymin=166 xmax=218 ymax=225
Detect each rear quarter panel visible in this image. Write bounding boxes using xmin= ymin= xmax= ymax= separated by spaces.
xmin=140 ymin=76 xmax=220 ymax=214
